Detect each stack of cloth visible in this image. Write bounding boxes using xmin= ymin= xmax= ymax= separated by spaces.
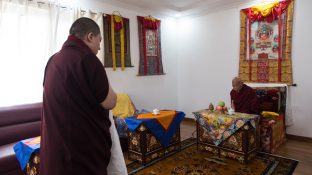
xmin=112 ymin=93 xmax=137 ymax=136
xmin=112 ymin=93 xmax=136 ymax=152
xmin=260 ymin=111 xmax=286 ymax=153
xmin=261 ymin=111 xmax=279 ymax=121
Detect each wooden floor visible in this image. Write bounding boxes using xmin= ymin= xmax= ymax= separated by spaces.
xmin=180 ymin=119 xmax=312 ymax=175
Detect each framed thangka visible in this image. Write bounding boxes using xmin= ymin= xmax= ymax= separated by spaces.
xmin=239 ymin=0 xmax=294 ymax=84
xmin=104 ymin=13 xmax=133 ymax=70
xmin=137 ymin=16 xmax=164 ymax=76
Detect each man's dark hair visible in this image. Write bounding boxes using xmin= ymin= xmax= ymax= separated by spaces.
xmin=69 ymin=17 xmax=100 ymax=39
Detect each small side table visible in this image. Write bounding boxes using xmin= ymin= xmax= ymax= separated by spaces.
xmin=193 ymin=110 xmax=259 ymax=164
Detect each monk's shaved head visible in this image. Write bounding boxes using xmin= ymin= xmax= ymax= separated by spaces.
xmin=232 ymin=77 xmax=243 ymax=92
xmin=232 ymin=77 xmax=241 ymax=84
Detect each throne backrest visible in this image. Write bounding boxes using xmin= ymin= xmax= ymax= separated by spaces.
xmin=254 ymin=87 xmax=286 ymax=113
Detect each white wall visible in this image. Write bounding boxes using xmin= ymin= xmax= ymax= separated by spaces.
xmin=80 ymin=0 xmax=312 ymax=138
xmin=286 ymin=0 xmax=312 ymax=137
xmin=79 ymin=0 xmax=179 ymax=111
xmin=177 ymin=9 xmax=240 ymax=118
xmin=177 ymin=0 xmax=312 ymax=138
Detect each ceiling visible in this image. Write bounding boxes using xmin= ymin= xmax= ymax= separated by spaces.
xmin=97 ymin=0 xmax=265 ymax=18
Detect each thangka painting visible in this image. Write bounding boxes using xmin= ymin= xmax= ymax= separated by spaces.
xmin=137 ymin=16 xmax=164 ymax=76
xmin=104 ymin=14 xmax=132 ymax=71
xmin=239 ymin=0 xmax=294 ymax=84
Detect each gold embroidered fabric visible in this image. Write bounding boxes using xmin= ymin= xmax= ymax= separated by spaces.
xmin=239 ymin=0 xmax=294 ymax=85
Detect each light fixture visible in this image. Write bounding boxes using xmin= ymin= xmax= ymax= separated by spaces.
xmin=175 ymin=13 xmax=181 ymax=18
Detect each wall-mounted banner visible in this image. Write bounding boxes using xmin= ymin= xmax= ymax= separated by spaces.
xmin=239 ymin=0 xmax=294 ymax=84
xmin=137 ymin=16 xmax=164 ymax=76
xmin=104 ymin=13 xmax=132 ymax=71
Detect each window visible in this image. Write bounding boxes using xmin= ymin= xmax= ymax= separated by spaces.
xmin=0 ymin=0 xmax=73 ymax=107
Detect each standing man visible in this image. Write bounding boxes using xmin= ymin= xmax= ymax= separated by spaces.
xmin=40 ymin=17 xmax=117 ymax=175
xmin=230 ymin=77 xmax=259 ymax=114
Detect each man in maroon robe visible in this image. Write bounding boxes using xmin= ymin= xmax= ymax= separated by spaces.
xmin=40 ymin=17 xmax=117 ymax=175
xmin=230 ymin=77 xmax=259 ymax=114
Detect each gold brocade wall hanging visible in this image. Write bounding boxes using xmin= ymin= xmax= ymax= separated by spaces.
xmin=137 ymin=16 xmax=164 ymax=76
xmin=104 ymin=12 xmax=132 ymax=71
xmin=239 ymin=0 xmax=294 ymax=84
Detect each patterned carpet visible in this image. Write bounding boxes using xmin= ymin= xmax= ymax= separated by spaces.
xmin=126 ymin=138 xmax=298 ymax=175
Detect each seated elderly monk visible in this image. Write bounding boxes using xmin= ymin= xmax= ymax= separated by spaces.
xmin=230 ymin=77 xmax=260 ymax=114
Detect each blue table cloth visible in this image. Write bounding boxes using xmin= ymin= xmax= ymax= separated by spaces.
xmin=13 ymin=136 xmax=40 ymax=170
xmin=125 ymin=111 xmax=185 ymax=147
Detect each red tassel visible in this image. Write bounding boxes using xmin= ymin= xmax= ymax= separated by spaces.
xmin=142 ymin=19 xmax=147 ymax=75
xmin=277 ymin=6 xmax=282 ymax=82
xmin=155 ymin=23 xmax=160 ymax=74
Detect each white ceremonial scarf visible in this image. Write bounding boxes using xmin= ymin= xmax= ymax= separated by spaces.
xmin=107 ymin=111 xmax=128 ymax=175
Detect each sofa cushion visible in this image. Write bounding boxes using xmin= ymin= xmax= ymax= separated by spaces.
xmin=0 ymin=121 xmax=40 ymax=146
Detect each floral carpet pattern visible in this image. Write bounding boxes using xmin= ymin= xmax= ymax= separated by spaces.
xmin=127 ymin=138 xmax=298 ymax=175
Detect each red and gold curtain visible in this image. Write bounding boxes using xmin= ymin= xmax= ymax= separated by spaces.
xmin=137 ymin=16 xmax=164 ymax=76
xmin=239 ymin=0 xmax=294 ymax=84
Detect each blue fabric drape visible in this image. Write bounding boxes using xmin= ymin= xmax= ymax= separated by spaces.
xmin=125 ymin=111 xmax=185 ymax=147
xmin=13 ymin=137 xmax=40 ymax=170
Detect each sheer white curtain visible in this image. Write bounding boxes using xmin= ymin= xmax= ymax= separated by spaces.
xmin=0 ymin=0 xmax=107 ymax=107
xmin=48 ymin=4 xmax=75 ymax=56
xmin=0 ymin=0 xmax=50 ymax=107
xmin=0 ymin=0 xmax=73 ymax=107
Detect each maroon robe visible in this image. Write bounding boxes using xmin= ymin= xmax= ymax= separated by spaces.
xmin=230 ymin=84 xmax=260 ymax=114
xmin=40 ymin=35 xmax=111 ymax=175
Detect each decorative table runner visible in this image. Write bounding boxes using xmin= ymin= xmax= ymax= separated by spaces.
xmin=193 ymin=109 xmax=259 ymax=146
xmin=125 ymin=111 xmax=185 ymax=147
xmin=13 ymin=136 xmax=40 ymax=170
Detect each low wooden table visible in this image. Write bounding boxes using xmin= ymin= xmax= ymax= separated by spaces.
xmin=25 ymin=153 xmax=40 ymax=175
xmin=193 ymin=109 xmax=259 ymax=164
xmin=125 ymin=111 xmax=185 ymax=164
xmin=127 ymin=125 xmax=181 ymax=164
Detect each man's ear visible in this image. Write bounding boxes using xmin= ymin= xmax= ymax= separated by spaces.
xmin=86 ymin=32 xmax=93 ymax=42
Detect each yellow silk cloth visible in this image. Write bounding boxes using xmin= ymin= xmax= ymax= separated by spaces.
xmin=137 ymin=110 xmax=176 ymax=130
xmin=262 ymin=111 xmax=279 ymax=118
xmin=251 ymin=1 xmax=279 ymax=17
xmin=112 ymin=93 xmax=135 ymax=118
